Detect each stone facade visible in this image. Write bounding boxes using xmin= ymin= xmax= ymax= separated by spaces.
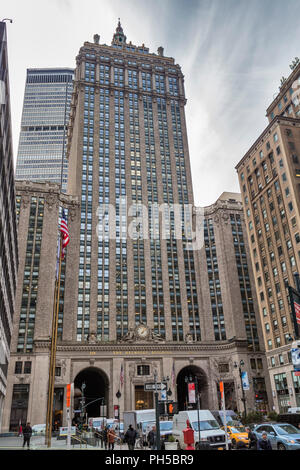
xmin=2 ymin=25 xmax=271 ymax=432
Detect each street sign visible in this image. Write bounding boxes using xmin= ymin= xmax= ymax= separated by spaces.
xmin=144 ymin=382 xmax=167 ymax=391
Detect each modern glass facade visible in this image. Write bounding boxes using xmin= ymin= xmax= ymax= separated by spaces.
xmin=15 ymin=68 xmax=74 ymax=192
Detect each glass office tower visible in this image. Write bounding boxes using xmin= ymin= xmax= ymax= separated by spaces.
xmin=15 ymin=68 xmax=74 ymax=192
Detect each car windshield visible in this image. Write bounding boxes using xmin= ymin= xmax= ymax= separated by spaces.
xmin=229 ymin=426 xmax=246 ymax=433
xmin=160 ymin=422 xmax=173 ymax=431
xmin=276 ymin=424 xmax=299 ymax=435
xmin=192 ymin=420 xmax=219 ymax=431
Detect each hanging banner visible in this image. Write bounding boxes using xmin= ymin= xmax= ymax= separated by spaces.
xmin=188 ymin=382 xmax=196 ymax=403
xmin=291 ymin=340 xmax=300 ymax=375
xmin=241 ymin=371 xmax=250 ymax=391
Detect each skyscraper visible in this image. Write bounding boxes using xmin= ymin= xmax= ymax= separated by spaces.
xmin=0 ymin=20 xmax=18 ymax=430
xmin=236 ymin=60 xmax=300 ymax=413
xmin=15 ymin=68 xmax=74 ymax=192
xmin=2 ymin=23 xmax=270 ymax=431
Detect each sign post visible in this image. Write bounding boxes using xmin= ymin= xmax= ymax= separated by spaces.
xmin=66 ymin=383 xmax=73 ymax=449
xmin=220 ymin=381 xmax=229 ymax=450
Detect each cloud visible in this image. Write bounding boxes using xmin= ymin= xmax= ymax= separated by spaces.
xmin=3 ymin=0 xmax=300 ymax=206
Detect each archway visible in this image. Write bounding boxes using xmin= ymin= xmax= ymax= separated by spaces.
xmin=73 ymin=367 xmax=109 ymax=421
xmin=176 ymin=365 xmax=208 ymax=411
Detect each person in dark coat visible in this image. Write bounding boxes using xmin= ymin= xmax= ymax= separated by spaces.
xmin=147 ymin=426 xmax=157 ymax=450
xmin=124 ymin=424 xmax=137 ymax=450
xmin=257 ymin=431 xmax=272 ymax=450
xmin=22 ymin=422 xmax=32 ymax=449
xmin=245 ymin=426 xmax=257 ymax=450
xmin=103 ymin=425 xmax=109 ymax=450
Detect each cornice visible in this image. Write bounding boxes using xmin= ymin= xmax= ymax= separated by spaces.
xmin=33 ymin=338 xmax=248 ymax=354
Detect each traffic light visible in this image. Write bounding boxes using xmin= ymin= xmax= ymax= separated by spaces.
xmin=167 ymin=402 xmax=178 ymax=415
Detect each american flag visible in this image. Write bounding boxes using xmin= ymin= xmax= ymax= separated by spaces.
xmin=294 ymin=300 xmax=300 ymax=325
xmin=60 ymin=209 xmax=70 ymax=259
xmin=120 ymin=364 xmax=124 ymax=388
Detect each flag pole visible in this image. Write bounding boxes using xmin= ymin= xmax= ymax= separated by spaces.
xmin=45 ymin=235 xmax=63 ymax=447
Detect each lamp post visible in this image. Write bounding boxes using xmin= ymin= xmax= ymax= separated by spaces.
xmin=116 ymin=389 xmax=121 ymax=438
xmin=234 ymin=360 xmax=247 ymax=419
xmin=185 ymin=375 xmax=201 ymax=448
xmin=80 ymin=382 xmax=86 ymax=428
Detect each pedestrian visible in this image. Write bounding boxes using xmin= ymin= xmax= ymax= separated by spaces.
xmin=147 ymin=425 xmax=157 ymax=450
xmin=245 ymin=426 xmax=257 ymax=450
xmin=22 ymin=422 xmax=32 ymax=449
xmin=257 ymin=431 xmax=272 ymax=450
xmin=99 ymin=427 xmax=104 ymax=448
xmin=93 ymin=427 xmax=100 ymax=447
xmin=18 ymin=423 xmax=23 ymax=437
xmin=108 ymin=427 xmax=117 ymax=450
xmin=103 ymin=425 xmax=109 ymax=450
xmin=124 ymin=424 xmax=138 ymax=451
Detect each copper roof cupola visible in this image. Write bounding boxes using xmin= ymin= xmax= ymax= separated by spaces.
xmin=112 ymin=18 xmax=127 ymax=45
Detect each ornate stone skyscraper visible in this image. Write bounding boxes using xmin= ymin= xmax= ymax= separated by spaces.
xmin=2 ymin=23 xmax=270 ymax=433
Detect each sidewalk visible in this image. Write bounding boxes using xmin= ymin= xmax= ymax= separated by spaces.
xmin=0 ymin=435 xmax=129 ymax=450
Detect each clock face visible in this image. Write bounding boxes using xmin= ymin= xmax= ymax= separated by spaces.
xmin=137 ymin=325 xmax=148 ymax=338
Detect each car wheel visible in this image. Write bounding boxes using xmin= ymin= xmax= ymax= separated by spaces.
xmin=278 ymin=443 xmax=286 ymax=450
xmin=231 ymin=439 xmax=236 ymax=449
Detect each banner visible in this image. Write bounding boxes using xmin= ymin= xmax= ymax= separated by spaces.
xmin=241 ymin=371 xmax=250 ymax=391
xmin=188 ymin=382 xmax=196 ymax=403
xmin=291 ymin=340 xmax=300 ymax=375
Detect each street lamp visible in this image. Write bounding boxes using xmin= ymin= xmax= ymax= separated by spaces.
xmin=234 ymin=360 xmax=247 ymax=419
xmin=185 ymin=375 xmax=201 ymax=448
xmin=116 ymin=389 xmax=121 ymax=437
xmin=80 ymin=382 xmax=86 ymax=428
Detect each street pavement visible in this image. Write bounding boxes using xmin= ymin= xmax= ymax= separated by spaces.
xmin=0 ymin=434 xmax=130 ymax=451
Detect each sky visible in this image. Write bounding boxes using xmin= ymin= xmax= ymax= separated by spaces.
xmin=3 ymin=0 xmax=300 ymax=206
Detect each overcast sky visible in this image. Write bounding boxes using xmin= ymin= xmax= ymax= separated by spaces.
xmin=3 ymin=0 xmax=300 ymax=206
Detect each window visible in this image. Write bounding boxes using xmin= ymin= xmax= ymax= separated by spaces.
xmin=24 ymin=362 xmax=32 ymax=374
xmin=137 ymin=365 xmax=150 ymax=376
xmin=15 ymin=362 xmax=22 ymax=374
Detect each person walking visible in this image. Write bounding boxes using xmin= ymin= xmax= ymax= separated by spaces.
xmin=108 ymin=427 xmax=117 ymax=450
xmin=245 ymin=426 xmax=257 ymax=450
xmin=124 ymin=424 xmax=137 ymax=451
xmin=94 ymin=427 xmax=101 ymax=447
xmin=22 ymin=422 xmax=32 ymax=449
xmin=257 ymin=431 xmax=272 ymax=450
xmin=103 ymin=425 xmax=109 ymax=450
xmin=99 ymin=427 xmax=105 ymax=448
xmin=147 ymin=425 xmax=157 ymax=450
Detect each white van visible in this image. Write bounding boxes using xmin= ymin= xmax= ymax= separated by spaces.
xmin=172 ymin=410 xmax=226 ymax=450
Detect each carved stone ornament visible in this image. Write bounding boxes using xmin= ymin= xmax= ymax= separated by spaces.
xmin=185 ymin=332 xmax=194 ymax=344
xmin=45 ymin=192 xmax=58 ymax=211
xmin=120 ymin=324 xmax=165 ymax=343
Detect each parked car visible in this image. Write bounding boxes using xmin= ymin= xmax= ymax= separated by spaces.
xmin=32 ymin=424 xmax=46 ymax=435
xmin=222 ymin=425 xmax=249 ymax=448
xmin=278 ymin=413 xmax=300 ymax=428
xmin=253 ymin=422 xmax=300 ymax=450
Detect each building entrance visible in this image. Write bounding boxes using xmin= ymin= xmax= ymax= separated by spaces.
xmin=73 ymin=367 xmax=108 ymax=420
xmin=177 ymin=365 xmax=208 ymax=411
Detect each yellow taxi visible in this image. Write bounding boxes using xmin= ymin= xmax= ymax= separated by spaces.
xmin=222 ymin=425 xmax=250 ymax=448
